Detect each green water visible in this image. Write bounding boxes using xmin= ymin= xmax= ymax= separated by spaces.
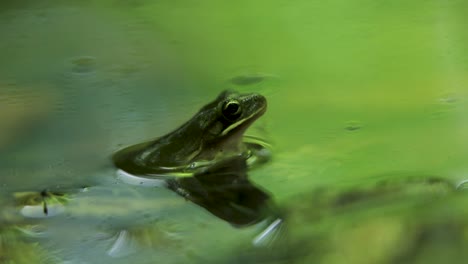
xmin=1 ymin=0 xmax=468 ymax=263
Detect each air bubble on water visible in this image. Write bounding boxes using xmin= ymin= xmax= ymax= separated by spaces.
xmin=345 ymin=120 xmax=362 ymax=131
xmin=438 ymin=92 xmax=458 ymax=104
xmin=228 ymin=73 xmax=279 ymax=86
xmin=69 ymin=56 xmax=96 ymax=75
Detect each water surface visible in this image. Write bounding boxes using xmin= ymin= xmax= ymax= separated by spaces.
xmin=1 ymin=0 xmax=468 ymax=263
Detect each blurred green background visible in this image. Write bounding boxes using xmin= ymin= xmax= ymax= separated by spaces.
xmin=1 ymin=0 xmax=468 ymax=263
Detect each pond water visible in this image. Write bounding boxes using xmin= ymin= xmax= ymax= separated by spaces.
xmin=1 ymin=0 xmax=468 ymax=263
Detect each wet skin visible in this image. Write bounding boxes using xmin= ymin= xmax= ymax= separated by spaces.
xmin=112 ymin=90 xmax=267 ymax=175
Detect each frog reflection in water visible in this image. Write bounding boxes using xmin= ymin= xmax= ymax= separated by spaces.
xmin=113 ymin=90 xmax=267 ymax=176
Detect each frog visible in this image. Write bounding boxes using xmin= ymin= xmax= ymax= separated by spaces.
xmin=112 ymin=90 xmax=268 ymax=176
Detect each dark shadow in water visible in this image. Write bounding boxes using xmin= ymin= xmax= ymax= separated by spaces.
xmin=229 ymin=74 xmax=266 ymax=86
xmin=166 ymin=156 xmax=274 ymax=227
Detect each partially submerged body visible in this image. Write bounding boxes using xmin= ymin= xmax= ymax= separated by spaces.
xmin=112 ymin=90 xmax=269 ymax=176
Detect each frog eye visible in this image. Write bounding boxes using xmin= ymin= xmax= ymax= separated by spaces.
xmin=222 ymin=100 xmax=242 ymax=121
